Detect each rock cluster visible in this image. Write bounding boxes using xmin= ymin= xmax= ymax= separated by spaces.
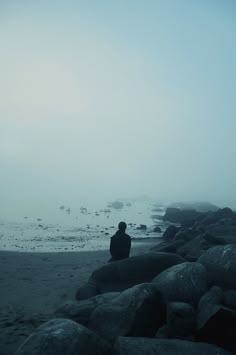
xmin=14 ymin=206 xmax=236 ymax=354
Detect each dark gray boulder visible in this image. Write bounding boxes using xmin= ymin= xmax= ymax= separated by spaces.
xmin=173 ymin=229 xmax=194 ymax=242
xmin=166 ymin=302 xmax=196 ymax=339
xmin=113 ymin=337 xmax=232 ymax=355
xmin=76 ymin=252 xmax=185 ymax=300
xmin=152 ymin=262 xmax=207 ymax=305
xmin=55 ymin=292 xmax=120 ymax=325
xmin=197 ymin=286 xmax=223 ymax=329
xmin=223 ymin=290 xmax=236 ymax=310
xmin=196 ymin=285 xmax=236 ymax=352
xmin=198 ymin=245 xmax=236 ymax=289
xmin=89 ymin=283 xmax=163 ymax=343
xmin=196 ymin=302 xmax=236 ymax=352
xmin=163 ymin=225 xmax=180 ymax=240
xmin=15 ymin=318 xmax=112 ymax=355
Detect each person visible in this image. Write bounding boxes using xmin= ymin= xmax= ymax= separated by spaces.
xmin=109 ymin=221 xmax=131 ymax=261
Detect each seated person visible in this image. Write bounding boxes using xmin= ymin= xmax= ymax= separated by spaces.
xmin=109 ymin=221 xmax=131 ymax=261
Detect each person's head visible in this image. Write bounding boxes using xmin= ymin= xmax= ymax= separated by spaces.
xmin=118 ymin=221 xmax=127 ymax=232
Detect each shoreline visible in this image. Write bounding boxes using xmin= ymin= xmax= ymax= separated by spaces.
xmin=0 ymin=240 xmax=158 ymax=355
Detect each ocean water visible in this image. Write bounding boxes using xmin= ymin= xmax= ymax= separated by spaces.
xmin=0 ymin=199 xmax=167 ymax=252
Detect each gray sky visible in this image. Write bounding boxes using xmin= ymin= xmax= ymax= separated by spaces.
xmin=1 ymin=0 xmax=236 ymax=217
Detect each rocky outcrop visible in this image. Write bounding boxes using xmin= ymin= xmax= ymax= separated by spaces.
xmin=163 ymin=207 xmax=236 ymax=230
xmin=76 ymin=252 xmax=185 ymax=300
xmin=168 ymin=202 xmax=219 ymax=212
xmin=163 ymin=208 xmax=200 ymax=226
xmin=15 ymin=205 xmax=236 ymax=355
xmin=15 ymin=318 xmax=112 ymax=355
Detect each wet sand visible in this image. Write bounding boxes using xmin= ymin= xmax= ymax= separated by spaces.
xmin=0 ymin=241 xmax=155 ymax=354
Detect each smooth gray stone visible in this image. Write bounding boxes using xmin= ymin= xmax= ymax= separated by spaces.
xmin=152 ymin=262 xmax=207 ymax=305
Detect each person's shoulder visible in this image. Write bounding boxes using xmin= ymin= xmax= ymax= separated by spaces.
xmin=125 ymin=233 xmax=131 ymax=239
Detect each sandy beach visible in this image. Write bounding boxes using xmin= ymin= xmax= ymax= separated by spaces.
xmin=0 ymin=241 xmax=155 ymax=355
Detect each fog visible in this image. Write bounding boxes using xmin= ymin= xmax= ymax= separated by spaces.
xmin=1 ymin=0 xmax=236 ymax=221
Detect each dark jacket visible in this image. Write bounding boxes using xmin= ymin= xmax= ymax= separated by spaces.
xmin=110 ymin=230 xmax=131 ymax=261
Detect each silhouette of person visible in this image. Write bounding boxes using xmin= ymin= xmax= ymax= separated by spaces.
xmin=109 ymin=221 xmax=131 ymax=261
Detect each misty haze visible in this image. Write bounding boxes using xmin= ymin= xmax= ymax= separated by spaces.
xmin=1 ymin=1 xmax=236 ymax=354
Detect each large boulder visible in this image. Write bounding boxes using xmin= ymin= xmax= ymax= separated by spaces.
xmin=89 ymin=283 xmax=163 ymax=343
xmin=76 ymin=252 xmax=185 ymax=300
xmin=197 ymin=302 xmax=236 ymax=352
xmin=166 ymin=302 xmax=196 ymax=339
xmin=113 ymin=337 xmax=232 ymax=355
xmin=198 ymin=245 xmax=236 ymax=289
xmin=152 ymin=262 xmax=207 ymax=305
xmin=163 ymin=225 xmax=180 ymax=240
xmin=196 ymin=285 xmax=236 ymax=352
xmin=223 ymin=290 xmax=236 ymax=310
xmin=15 ymin=318 xmax=111 ymax=355
xmin=197 ymin=286 xmax=223 ymax=329
xmin=55 ymin=292 xmax=120 ymax=326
